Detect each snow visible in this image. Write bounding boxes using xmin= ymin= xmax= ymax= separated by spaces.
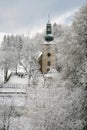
xmin=0 ymin=88 xmax=26 ymax=93
xmin=0 ymin=69 xmax=4 ymax=83
xmin=7 ymin=75 xmax=28 ymax=84
xmin=0 ymin=5 xmax=86 ymax=129
xmin=45 ymin=69 xmax=58 ymax=78
xmin=0 ymin=72 xmax=84 ymax=130
xmin=43 ymin=40 xmax=55 ymax=44
xmin=17 ymin=64 xmax=26 ymax=73
xmin=0 ymin=75 xmax=28 ymax=107
xmin=37 ymin=51 xmax=42 ymax=59
xmin=0 ymin=33 xmax=4 ymax=46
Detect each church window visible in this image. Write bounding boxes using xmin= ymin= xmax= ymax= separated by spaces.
xmin=47 ymin=53 xmax=51 ymax=57
xmin=47 ymin=68 xmax=50 ymax=72
xmin=48 ymin=61 xmax=51 ymax=66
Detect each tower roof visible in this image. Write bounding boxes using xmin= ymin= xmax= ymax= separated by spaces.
xmin=45 ymin=17 xmax=54 ymax=42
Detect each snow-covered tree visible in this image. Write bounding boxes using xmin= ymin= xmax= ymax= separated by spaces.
xmin=20 ymin=37 xmax=40 ymax=87
xmin=0 ymin=34 xmax=26 ymax=81
xmin=72 ymin=3 xmax=87 ymax=128
xmin=0 ymin=35 xmax=18 ymax=82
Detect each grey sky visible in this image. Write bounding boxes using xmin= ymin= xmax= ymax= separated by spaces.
xmin=0 ymin=0 xmax=86 ymax=35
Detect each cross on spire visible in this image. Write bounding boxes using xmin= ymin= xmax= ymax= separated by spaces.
xmin=48 ymin=14 xmax=50 ymax=23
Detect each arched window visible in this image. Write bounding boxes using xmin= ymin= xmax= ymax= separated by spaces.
xmin=47 ymin=61 xmax=51 ymax=66
xmin=47 ymin=68 xmax=50 ymax=72
xmin=47 ymin=53 xmax=51 ymax=57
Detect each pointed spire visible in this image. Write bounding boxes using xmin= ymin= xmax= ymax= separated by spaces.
xmin=48 ymin=14 xmax=50 ymax=23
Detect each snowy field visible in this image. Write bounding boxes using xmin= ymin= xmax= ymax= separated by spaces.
xmin=0 ymin=72 xmax=83 ymax=130
xmin=7 ymin=75 xmax=28 ymax=84
xmin=0 ymin=75 xmax=28 ymax=107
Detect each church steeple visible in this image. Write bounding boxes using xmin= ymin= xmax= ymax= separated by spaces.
xmin=45 ymin=15 xmax=54 ymax=42
xmin=40 ymin=16 xmax=56 ymax=74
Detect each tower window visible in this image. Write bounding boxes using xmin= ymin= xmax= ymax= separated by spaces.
xmin=47 ymin=68 xmax=50 ymax=72
xmin=47 ymin=53 xmax=51 ymax=57
xmin=48 ymin=61 xmax=51 ymax=66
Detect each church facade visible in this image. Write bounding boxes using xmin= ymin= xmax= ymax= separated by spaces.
xmin=39 ymin=20 xmax=56 ymax=74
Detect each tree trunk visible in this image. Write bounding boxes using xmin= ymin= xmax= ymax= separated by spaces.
xmin=15 ymin=65 xmax=18 ymax=75
xmin=4 ymin=67 xmax=8 ymax=82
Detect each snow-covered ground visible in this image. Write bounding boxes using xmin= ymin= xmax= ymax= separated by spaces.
xmin=0 ymin=75 xmax=28 ymax=107
xmin=0 ymin=73 xmax=83 ymax=130
xmin=7 ymin=75 xmax=28 ymax=85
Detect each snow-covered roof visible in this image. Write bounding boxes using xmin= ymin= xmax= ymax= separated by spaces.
xmin=43 ymin=40 xmax=55 ymax=45
xmin=37 ymin=51 xmax=42 ymax=59
xmin=49 ymin=69 xmax=58 ymax=73
xmin=45 ymin=69 xmax=58 ymax=77
xmin=38 ymin=51 xmax=42 ymax=57
xmin=17 ymin=64 xmax=26 ymax=73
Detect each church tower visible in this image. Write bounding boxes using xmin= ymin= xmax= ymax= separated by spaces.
xmin=42 ymin=19 xmax=56 ymax=74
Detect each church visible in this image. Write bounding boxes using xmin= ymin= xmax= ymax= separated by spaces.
xmin=39 ymin=19 xmax=56 ymax=74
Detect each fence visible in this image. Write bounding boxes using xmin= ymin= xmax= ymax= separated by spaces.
xmin=0 ymin=83 xmax=28 ymax=95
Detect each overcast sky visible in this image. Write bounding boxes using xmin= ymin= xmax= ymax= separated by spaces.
xmin=0 ymin=0 xmax=86 ymax=40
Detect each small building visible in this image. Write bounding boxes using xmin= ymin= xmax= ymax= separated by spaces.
xmin=17 ymin=63 xmax=27 ymax=77
xmin=39 ymin=20 xmax=56 ymax=74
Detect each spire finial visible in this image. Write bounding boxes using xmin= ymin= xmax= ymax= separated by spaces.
xmin=48 ymin=14 xmax=50 ymax=23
